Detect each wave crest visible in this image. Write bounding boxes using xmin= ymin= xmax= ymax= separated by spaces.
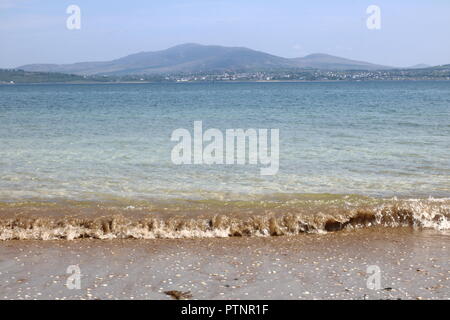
xmin=0 ymin=199 xmax=448 ymax=240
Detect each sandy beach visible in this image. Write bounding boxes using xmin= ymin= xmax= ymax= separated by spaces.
xmin=0 ymin=227 xmax=448 ymax=300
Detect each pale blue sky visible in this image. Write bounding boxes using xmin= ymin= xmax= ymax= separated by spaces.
xmin=1 ymin=0 xmax=449 ymax=68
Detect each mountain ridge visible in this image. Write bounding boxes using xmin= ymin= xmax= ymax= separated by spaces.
xmin=18 ymin=43 xmax=394 ymax=75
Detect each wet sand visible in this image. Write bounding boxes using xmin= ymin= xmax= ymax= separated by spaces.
xmin=0 ymin=227 xmax=448 ymax=300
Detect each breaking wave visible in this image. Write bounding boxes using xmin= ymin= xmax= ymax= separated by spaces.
xmin=0 ymin=197 xmax=448 ymax=240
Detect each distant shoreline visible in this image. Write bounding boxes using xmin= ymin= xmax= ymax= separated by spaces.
xmin=2 ymin=78 xmax=450 ymax=85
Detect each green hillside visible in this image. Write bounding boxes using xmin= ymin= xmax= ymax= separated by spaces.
xmin=0 ymin=69 xmax=104 ymax=83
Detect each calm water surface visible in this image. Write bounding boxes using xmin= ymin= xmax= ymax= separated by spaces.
xmin=0 ymin=81 xmax=449 ymax=202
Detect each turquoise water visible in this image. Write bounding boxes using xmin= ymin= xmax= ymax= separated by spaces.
xmin=0 ymin=81 xmax=449 ymax=202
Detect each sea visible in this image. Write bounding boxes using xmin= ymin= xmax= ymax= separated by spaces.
xmin=0 ymin=81 xmax=449 ymax=240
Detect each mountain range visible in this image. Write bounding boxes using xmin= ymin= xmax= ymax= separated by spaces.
xmin=18 ymin=43 xmax=394 ymax=76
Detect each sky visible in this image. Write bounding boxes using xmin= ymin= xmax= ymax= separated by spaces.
xmin=1 ymin=0 xmax=449 ymax=68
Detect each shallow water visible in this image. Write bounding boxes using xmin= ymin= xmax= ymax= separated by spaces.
xmin=0 ymin=81 xmax=449 ymax=239
xmin=1 ymin=81 xmax=449 ymax=202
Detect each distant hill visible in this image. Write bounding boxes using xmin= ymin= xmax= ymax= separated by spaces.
xmin=18 ymin=43 xmax=392 ymax=75
xmin=291 ymin=53 xmax=390 ymax=70
xmin=0 ymin=69 xmax=96 ymax=83
xmin=432 ymin=64 xmax=450 ymax=69
xmin=408 ymin=64 xmax=432 ymax=69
